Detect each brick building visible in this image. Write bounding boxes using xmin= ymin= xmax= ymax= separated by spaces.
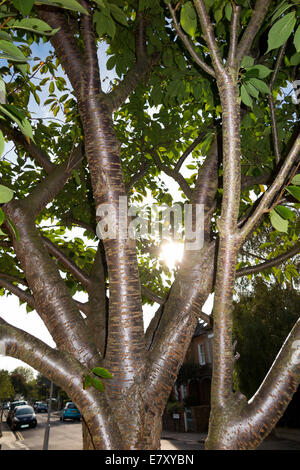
xmin=163 ymin=322 xmax=213 ymax=433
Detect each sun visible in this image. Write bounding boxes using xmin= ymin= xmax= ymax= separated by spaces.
xmin=160 ymin=241 xmax=184 ymax=270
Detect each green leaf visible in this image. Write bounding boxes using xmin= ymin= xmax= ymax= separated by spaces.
xmin=18 ymin=118 xmax=34 ymax=142
xmin=291 ymin=174 xmax=300 ymax=185
xmin=249 ymin=78 xmax=270 ymax=94
xmin=241 ymin=84 xmax=253 ymax=108
xmin=295 ymin=25 xmax=300 ymax=52
xmin=267 ymin=12 xmax=296 ymax=53
xmin=245 ymin=65 xmax=273 ymax=79
xmin=0 ymin=129 xmax=4 ymax=156
xmin=0 ymin=78 xmax=5 ymax=105
xmin=91 ymin=377 xmax=105 ymax=392
xmin=0 ymin=185 xmax=14 ymax=203
xmin=34 ymin=0 xmax=89 ymax=15
xmin=244 ymin=81 xmax=259 ymax=100
xmin=92 ymin=367 xmax=113 ymax=379
xmin=290 ymin=52 xmax=300 ymax=66
xmin=286 ymin=185 xmax=300 ymax=202
xmin=269 ymin=208 xmax=288 ymax=233
xmin=109 ymin=4 xmax=128 ymax=27
xmin=13 ymin=0 xmax=34 ymax=15
xmin=275 ymin=205 xmax=295 ymax=221
xmin=225 ymin=3 xmax=232 ymax=21
xmin=0 ymin=40 xmax=27 ymax=62
xmin=0 ymin=208 xmax=5 ymax=225
xmin=72 ymin=169 xmax=81 ymax=186
xmin=6 ymin=216 xmax=19 ymax=241
xmin=180 ymin=1 xmax=197 ymax=37
xmin=9 ymin=19 xmax=59 ymax=36
xmin=83 ymin=375 xmax=92 ymax=390
xmin=241 ymin=56 xmax=254 ymax=68
xmin=94 ymin=11 xmax=116 ymax=39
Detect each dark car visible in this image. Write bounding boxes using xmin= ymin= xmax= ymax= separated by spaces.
xmin=8 ymin=405 xmax=37 ymax=431
xmin=35 ymin=402 xmax=48 ymax=413
xmin=1 ymin=402 xmax=10 ymax=410
xmin=7 ymin=401 xmax=27 ymax=424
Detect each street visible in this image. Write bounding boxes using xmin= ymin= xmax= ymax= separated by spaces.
xmin=1 ymin=412 xmax=300 ymax=451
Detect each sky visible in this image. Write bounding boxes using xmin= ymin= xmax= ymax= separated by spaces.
xmin=0 ymin=33 xmax=214 ymax=376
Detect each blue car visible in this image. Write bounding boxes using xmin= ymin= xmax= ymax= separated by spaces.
xmin=60 ymin=402 xmax=81 ymax=421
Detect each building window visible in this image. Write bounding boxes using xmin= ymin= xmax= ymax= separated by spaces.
xmin=198 ymin=343 xmax=206 ymax=365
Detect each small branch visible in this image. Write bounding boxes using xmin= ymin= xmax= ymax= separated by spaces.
xmin=42 ymin=236 xmax=91 ymax=289
xmin=107 ymin=11 xmax=159 ymax=112
xmin=193 ymin=0 xmax=225 ymax=76
xmin=0 ymin=272 xmax=27 ymax=286
xmin=174 ymin=131 xmax=208 ymax=172
xmin=150 ymin=149 xmax=192 ymax=199
xmin=228 ymin=5 xmax=241 ymax=68
xmin=125 ymin=158 xmax=151 ymax=194
xmin=235 ymin=0 xmax=272 ymax=65
xmin=0 ymin=122 xmax=56 ymax=174
xmin=268 ymin=43 xmax=287 ymax=165
xmin=0 ymin=277 xmax=35 ymax=308
xmin=167 ymin=2 xmax=215 ymax=78
xmin=236 ymin=242 xmax=300 ymax=278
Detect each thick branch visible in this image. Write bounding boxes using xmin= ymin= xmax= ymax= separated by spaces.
xmin=4 ymin=200 xmax=100 ymax=369
xmin=228 ymin=4 xmax=241 ymax=68
xmin=85 ymin=243 xmax=107 ymax=354
xmin=146 ymin=241 xmax=216 ymax=412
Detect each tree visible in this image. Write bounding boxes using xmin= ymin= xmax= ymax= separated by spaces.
xmin=10 ymin=366 xmax=36 ymax=400
xmin=0 ymin=369 xmax=15 ymax=402
xmin=0 ymin=0 xmax=299 ymax=450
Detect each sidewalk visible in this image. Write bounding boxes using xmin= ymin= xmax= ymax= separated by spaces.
xmin=161 ymin=430 xmax=206 ymax=444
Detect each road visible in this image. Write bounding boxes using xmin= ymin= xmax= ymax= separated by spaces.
xmin=1 ymin=412 xmax=300 ymax=450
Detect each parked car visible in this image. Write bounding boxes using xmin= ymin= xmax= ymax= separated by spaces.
xmin=8 ymin=405 xmax=37 ymax=431
xmin=7 ymin=401 xmax=27 ymax=424
xmin=60 ymin=402 xmax=81 ymax=421
xmin=35 ymin=402 xmax=48 ymax=413
xmin=1 ymin=402 xmax=10 ymax=410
